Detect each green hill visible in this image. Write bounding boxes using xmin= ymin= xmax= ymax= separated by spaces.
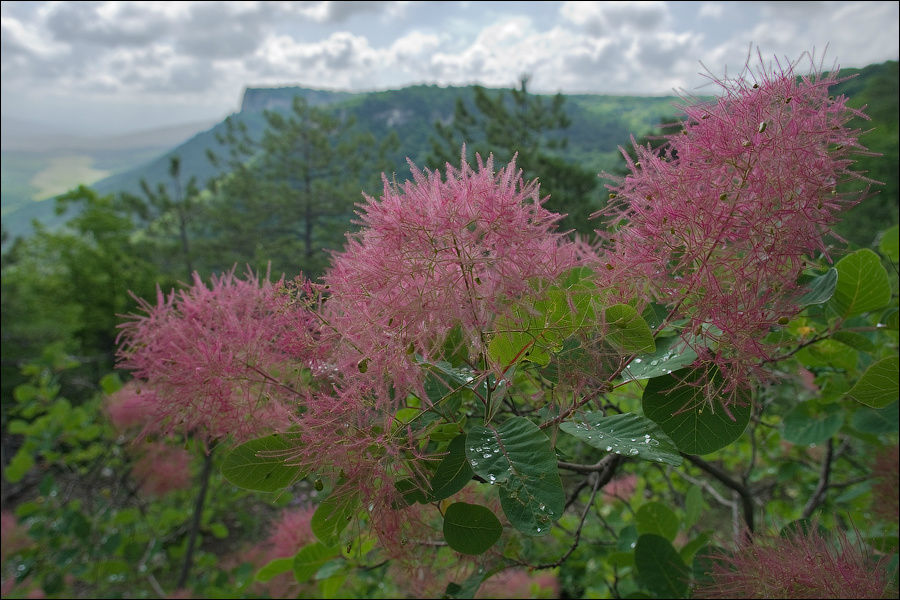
xmin=2 ymin=63 xmax=896 ymax=247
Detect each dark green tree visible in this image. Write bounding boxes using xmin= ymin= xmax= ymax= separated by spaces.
xmin=1 ymin=187 xmax=161 ymax=407
xmin=122 ymin=155 xmax=204 ymax=280
xmin=429 ymin=76 xmax=599 ymax=235
xmin=207 ymin=97 xmax=397 ymax=277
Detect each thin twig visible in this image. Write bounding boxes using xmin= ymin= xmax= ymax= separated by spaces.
xmin=802 ymin=438 xmax=834 ymax=519
xmin=558 ymin=454 xmax=621 ymax=474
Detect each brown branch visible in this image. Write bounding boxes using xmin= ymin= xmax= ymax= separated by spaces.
xmin=683 ymin=453 xmax=755 ymax=532
xmin=802 ymin=438 xmax=834 ymax=519
xmin=177 ymin=446 xmax=215 ymax=589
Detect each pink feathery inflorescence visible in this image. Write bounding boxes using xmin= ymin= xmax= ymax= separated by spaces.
xmin=598 ymin=50 xmax=871 ymax=405
xmin=130 ymin=442 xmax=193 ymax=497
xmin=322 ymin=151 xmax=587 ymax=395
xmin=105 ymin=381 xmax=158 ymax=433
xmin=693 ymin=523 xmax=895 ymax=599
xmin=265 ymin=507 xmax=317 ymax=559
xmin=116 ymin=268 xmax=320 ymax=444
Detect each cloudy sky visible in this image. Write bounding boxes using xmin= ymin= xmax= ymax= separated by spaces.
xmin=2 ymin=1 xmax=898 ymax=136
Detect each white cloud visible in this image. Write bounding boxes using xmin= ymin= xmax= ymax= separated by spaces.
xmin=698 ymin=3 xmax=724 ymax=19
xmin=0 ymin=1 xmax=896 ymax=135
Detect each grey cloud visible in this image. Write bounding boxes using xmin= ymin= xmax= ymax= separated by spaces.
xmin=321 ymin=1 xmax=395 ymax=23
xmin=44 ymin=1 xmax=170 ymax=47
xmin=175 ymin=3 xmax=271 ymax=59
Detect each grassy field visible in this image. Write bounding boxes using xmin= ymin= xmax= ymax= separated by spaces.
xmin=29 ymin=155 xmax=111 ymax=201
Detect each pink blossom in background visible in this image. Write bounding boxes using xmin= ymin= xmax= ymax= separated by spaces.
xmin=599 ymin=49 xmax=870 ymax=406
xmin=105 ymin=381 xmax=157 ymax=432
xmin=1 ymin=511 xmax=32 ymax=562
xmin=693 ymin=523 xmax=895 ymax=598
xmin=476 ymin=569 xmax=559 ymax=599
xmin=117 ymin=268 xmax=317 ymax=443
xmin=130 ymin=442 xmax=193 ymax=497
xmin=264 ymin=507 xmax=316 ymax=559
xmin=871 ymin=443 xmax=899 ymax=525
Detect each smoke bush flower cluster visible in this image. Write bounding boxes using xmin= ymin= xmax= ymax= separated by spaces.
xmin=693 ymin=524 xmax=895 ymax=598
xmin=322 ymin=152 xmax=587 ymax=391
xmin=599 ymin=50 xmax=869 ymax=404
xmin=116 ymin=268 xmax=320 ymax=444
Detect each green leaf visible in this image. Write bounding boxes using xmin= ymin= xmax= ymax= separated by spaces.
xmin=4 ymin=449 xmax=34 ymax=483
xmin=442 ymin=502 xmax=503 ymax=555
xmin=208 ymin=522 xmax=229 ymax=539
xmin=394 ymin=478 xmax=428 ymax=507
xmin=845 ymin=357 xmax=900 ymax=408
xmin=879 ymin=224 xmax=899 ymax=262
xmin=851 ymin=401 xmax=898 ymax=434
xmin=605 ymin=304 xmax=655 ymax=354
xmin=311 ymin=487 xmax=359 ymax=546
xmin=488 ymin=283 xmax=598 ymax=368
xmin=782 ymin=403 xmax=844 ymax=445
xmin=679 ymin=532 xmax=710 ymax=564
xmin=559 ymin=412 xmax=682 ymax=466
xmin=795 ymin=339 xmax=858 ymax=371
xmin=634 ymin=534 xmax=690 ymax=598
xmin=429 ymin=434 xmax=474 ymax=501
xmin=635 ymin=501 xmax=680 ymax=541
xmin=99 ymin=372 xmax=123 ymax=395
xmin=466 ymin=417 xmax=565 ymax=535
xmin=255 ymin=557 xmax=294 ymax=582
xmin=831 ymin=330 xmax=875 ymax=352
xmin=830 ymin=249 xmax=892 ymax=318
xmin=220 ymin=433 xmax=303 ymax=492
xmin=642 ymin=369 xmax=751 ymax=455
xmin=798 ymin=268 xmax=838 ymax=306
xmin=622 ymin=335 xmax=699 ymax=381
xmin=293 ymin=543 xmax=338 ymax=583
xmin=683 ymin=485 xmax=705 ymax=529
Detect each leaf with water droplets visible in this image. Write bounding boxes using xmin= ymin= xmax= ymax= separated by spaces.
xmin=622 ymin=335 xmax=699 ymax=381
xmin=560 ymin=412 xmax=682 ymax=466
xmin=465 ymin=417 xmax=564 ymax=536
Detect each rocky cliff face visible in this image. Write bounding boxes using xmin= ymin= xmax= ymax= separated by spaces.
xmin=239 ymin=86 xmax=357 ymax=113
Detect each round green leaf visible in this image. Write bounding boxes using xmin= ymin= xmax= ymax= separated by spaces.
xmin=845 ymin=356 xmax=900 ymax=408
xmin=635 ymin=501 xmax=680 ymax=541
xmin=560 ymin=412 xmax=683 ymax=466
xmin=851 ymin=401 xmax=899 ymax=434
xmin=634 ymin=534 xmax=690 ymax=598
xmin=429 ymin=433 xmax=474 ymax=501
xmin=797 ymin=268 xmax=838 ymax=306
xmin=878 ymin=224 xmax=899 ymax=262
xmin=292 ymin=542 xmax=338 ymax=582
xmin=442 ymin=502 xmax=503 ymax=555
xmin=830 ymin=249 xmax=892 ymax=318
xmin=782 ymin=403 xmax=844 ymax=445
xmin=605 ymin=304 xmax=655 ymax=354
xmin=642 ymin=369 xmax=751 ymax=455
xmin=466 ymin=417 xmax=565 ymax=535
xmin=311 ymin=487 xmax=359 ymax=546
xmin=221 ymin=433 xmax=304 ymax=492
